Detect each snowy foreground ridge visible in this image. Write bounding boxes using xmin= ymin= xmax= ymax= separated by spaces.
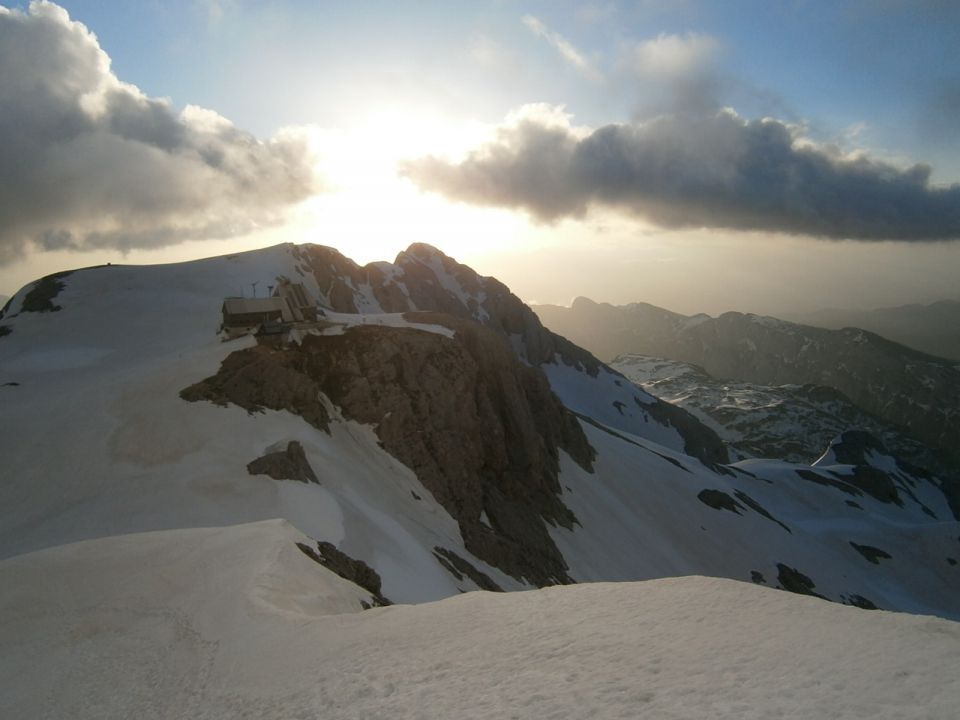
xmin=2 ymin=520 xmax=959 ymax=720
xmin=1 ymin=241 xmax=959 ymax=716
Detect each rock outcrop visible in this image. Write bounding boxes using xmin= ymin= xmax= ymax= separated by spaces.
xmin=297 ymin=316 xmax=593 ymax=586
xmin=290 ymin=243 xmax=603 ymax=375
xmin=284 ymin=244 xmax=727 ymax=469
xmin=180 ymin=346 xmax=331 ymax=432
xmin=247 ymin=441 xmax=319 ymax=484
xmin=296 ymin=540 xmax=391 ymax=607
xmin=183 ymin=314 xmax=595 ymax=587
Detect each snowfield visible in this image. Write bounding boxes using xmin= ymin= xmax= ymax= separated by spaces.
xmin=2 ymin=519 xmax=958 ymax=720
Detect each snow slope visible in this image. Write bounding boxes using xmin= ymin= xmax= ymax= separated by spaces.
xmin=1 ymin=522 xmax=958 ymax=719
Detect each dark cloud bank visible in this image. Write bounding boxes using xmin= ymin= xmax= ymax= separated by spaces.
xmin=403 ymin=110 xmax=960 ymax=241
xmin=0 ymin=2 xmax=317 ymax=264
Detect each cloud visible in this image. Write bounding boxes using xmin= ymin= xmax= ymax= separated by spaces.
xmin=0 ymin=1 xmax=318 ymax=264
xmin=627 ymin=31 xmax=723 ymax=116
xmin=631 ymin=32 xmax=721 ymax=80
xmin=522 ymin=15 xmax=603 ymax=82
xmin=621 ymin=31 xmax=797 ymax=124
xmin=401 ymin=106 xmax=960 ymax=241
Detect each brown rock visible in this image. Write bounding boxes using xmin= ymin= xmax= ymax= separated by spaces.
xmin=296 ymin=541 xmax=391 ymax=607
xmin=433 ymin=546 xmax=503 ymax=592
xmin=247 ymin=441 xmax=319 ymax=483
xmin=182 ymin=314 xmax=595 ymax=588
xmin=298 ymin=317 xmax=594 ymax=586
xmin=179 ymin=345 xmax=330 ymax=432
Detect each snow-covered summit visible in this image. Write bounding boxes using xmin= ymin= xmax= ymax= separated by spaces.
xmin=1 ymin=242 xmax=958 ymax=621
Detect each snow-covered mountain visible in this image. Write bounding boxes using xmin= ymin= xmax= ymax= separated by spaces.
xmin=2 ymin=241 xmax=959 ymax=714
xmin=612 ymin=353 xmax=942 ymax=469
xmin=785 ymin=299 xmax=960 ymax=362
xmin=533 ymin=297 xmax=960 ymax=475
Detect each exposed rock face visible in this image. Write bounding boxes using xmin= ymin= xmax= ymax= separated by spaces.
xmin=849 ymin=542 xmax=892 ymax=565
xmin=296 ymin=317 xmax=593 ymax=586
xmin=827 ymin=430 xmax=898 ymax=467
xmin=697 ymin=488 xmax=790 ymax=533
xmin=20 ymin=270 xmax=73 ymax=313
xmin=180 ymin=346 xmax=331 ymax=432
xmin=247 ymin=441 xmax=319 ymax=484
xmin=284 ymin=244 xmax=728 ymax=471
xmin=183 ymin=315 xmax=595 ymax=587
xmin=433 ymin=547 xmax=503 ymax=592
xmin=296 ymin=541 xmax=391 ymax=607
xmin=815 ymin=431 xmax=933 ymax=510
xmin=697 ymin=489 xmax=742 ymax=514
xmin=535 ymin=297 xmax=960 ymax=471
xmin=290 ymin=243 xmax=602 ymax=375
xmin=640 ymin=394 xmax=729 ymax=466
xmin=776 ymin=563 xmax=825 ymax=599
xmin=395 ymin=245 xmax=603 ymax=373
xmin=290 ymin=244 xmax=412 ymax=314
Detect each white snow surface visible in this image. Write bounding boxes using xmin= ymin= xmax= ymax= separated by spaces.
xmin=542 ymin=359 xmax=689 ymax=454
xmin=2 ymin=523 xmax=958 ymax=719
xmin=320 ymin=310 xmax=455 ymax=338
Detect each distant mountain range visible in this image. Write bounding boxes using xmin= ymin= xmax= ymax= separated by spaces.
xmin=783 ymin=300 xmax=960 ymax=361
xmin=533 ymin=297 xmax=960 ymax=476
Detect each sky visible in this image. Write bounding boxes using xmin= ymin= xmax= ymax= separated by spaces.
xmin=1 ymin=0 xmax=959 ymax=315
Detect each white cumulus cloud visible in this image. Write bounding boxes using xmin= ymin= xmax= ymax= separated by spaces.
xmin=0 ymin=1 xmax=320 ymax=264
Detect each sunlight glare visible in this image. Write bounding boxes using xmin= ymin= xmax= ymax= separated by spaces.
xmin=288 ymin=107 xmax=523 ymax=266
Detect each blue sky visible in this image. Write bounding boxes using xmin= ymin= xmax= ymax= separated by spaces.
xmin=40 ymin=0 xmax=959 ymax=174
xmin=1 ymin=0 xmax=958 ymax=313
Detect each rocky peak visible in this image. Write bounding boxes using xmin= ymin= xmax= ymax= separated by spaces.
xmin=290 ymin=242 xmax=603 ymax=377
xmin=290 ymin=244 xmax=411 ymax=314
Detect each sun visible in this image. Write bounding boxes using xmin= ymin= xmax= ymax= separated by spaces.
xmin=285 ymin=108 xmax=528 ymax=267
